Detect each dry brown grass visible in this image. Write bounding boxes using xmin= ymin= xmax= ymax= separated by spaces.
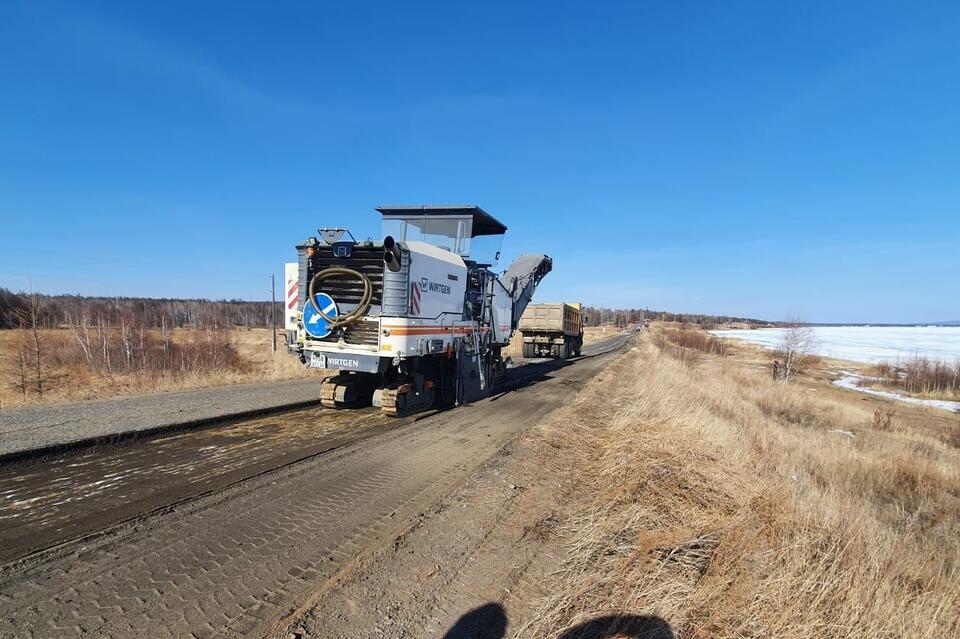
xmin=520 ymin=333 xmax=960 ymax=638
xmin=663 ymin=327 xmax=730 ymax=358
xmin=0 ymin=328 xmax=311 ymax=408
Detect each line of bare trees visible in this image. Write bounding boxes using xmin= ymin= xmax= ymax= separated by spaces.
xmin=1 ymin=290 xmax=255 ymax=402
xmin=0 ymin=289 xmax=280 ymax=330
xmin=582 ymin=306 xmax=772 ymax=329
xmin=875 ymin=356 xmax=960 ymax=397
xmin=63 ymin=309 xmax=242 ymax=379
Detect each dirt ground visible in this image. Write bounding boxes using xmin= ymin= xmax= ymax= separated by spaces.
xmin=282 ymin=410 xmax=575 ymax=638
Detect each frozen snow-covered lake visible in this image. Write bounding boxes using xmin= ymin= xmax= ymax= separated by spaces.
xmin=710 ymin=326 xmax=960 ymax=365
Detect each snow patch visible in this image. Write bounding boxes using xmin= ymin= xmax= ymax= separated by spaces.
xmin=833 ymin=371 xmax=960 ymax=413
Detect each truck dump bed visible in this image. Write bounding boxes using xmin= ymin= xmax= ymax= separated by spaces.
xmin=518 ymin=303 xmax=582 ymax=337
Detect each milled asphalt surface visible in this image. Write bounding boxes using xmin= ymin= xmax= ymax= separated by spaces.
xmin=0 ymin=379 xmax=321 ymax=458
xmin=0 ymin=337 xmax=624 ymax=563
xmin=0 ymin=332 xmax=630 ymax=639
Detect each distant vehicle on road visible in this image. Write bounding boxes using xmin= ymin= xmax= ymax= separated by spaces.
xmin=519 ymin=302 xmax=583 ymax=359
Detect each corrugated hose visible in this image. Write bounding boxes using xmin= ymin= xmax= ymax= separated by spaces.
xmin=308 ymin=267 xmax=373 ymax=327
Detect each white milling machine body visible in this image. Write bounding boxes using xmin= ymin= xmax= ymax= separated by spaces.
xmin=289 ymin=205 xmax=552 ymax=417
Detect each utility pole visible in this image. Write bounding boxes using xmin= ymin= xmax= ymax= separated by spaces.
xmin=271 ymin=274 xmax=277 ymax=352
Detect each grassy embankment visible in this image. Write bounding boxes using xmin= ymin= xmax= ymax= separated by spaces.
xmin=521 ymin=325 xmax=959 ymax=638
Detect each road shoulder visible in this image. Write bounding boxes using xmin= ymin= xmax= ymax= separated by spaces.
xmin=0 ymin=378 xmax=322 ymax=461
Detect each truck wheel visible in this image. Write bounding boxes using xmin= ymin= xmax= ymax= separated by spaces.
xmin=522 ymin=343 xmax=534 ymax=359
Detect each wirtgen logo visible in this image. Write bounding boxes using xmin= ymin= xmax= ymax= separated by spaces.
xmin=419 ymin=277 xmax=451 ymax=295
xmin=327 ymin=357 xmax=360 ymax=368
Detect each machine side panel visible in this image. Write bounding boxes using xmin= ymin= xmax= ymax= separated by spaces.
xmin=404 ymin=241 xmax=468 ymax=320
xmin=380 ymin=319 xmax=478 ymax=357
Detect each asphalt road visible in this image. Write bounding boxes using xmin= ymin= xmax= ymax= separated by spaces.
xmin=0 ymin=332 xmax=628 ymax=638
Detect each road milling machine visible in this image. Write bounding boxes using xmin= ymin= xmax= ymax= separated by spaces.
xmin=286 ymin=205 xmax=552 ymax=417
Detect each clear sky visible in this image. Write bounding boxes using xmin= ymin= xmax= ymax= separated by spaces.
xmin=1 ymin=1 xmax=958 ymax=323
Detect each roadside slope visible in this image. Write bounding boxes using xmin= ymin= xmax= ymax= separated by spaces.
xmin=522 ymin=335 xmax=958 ymax=637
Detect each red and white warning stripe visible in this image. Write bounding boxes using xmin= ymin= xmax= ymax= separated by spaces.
xmin=287 ymin=280 xmax=299 ymax=310
xmin=284 ymin=262 xmax=300 ymax=331
xmin=410 ymin=282 xmax=421 ymax=315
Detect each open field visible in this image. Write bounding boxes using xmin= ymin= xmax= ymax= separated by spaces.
xmin=0 ymin=327 xmax=310 ymax=409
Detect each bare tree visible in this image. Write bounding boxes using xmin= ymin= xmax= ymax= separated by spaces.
xmin=66 ymin=309 xmax=95 ymax=365
xmin=11 ymin=318 xmax=30 ymax=398
xmin=774 ymin=319 xmax=817 ymax=382
xmin=27 ymin=294 xmax=46 ymax=397
xmin=8 ymin=292 xmax=49 ymax=398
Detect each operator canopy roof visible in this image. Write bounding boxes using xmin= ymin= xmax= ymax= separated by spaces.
xmin=376 ymin=205 xmax=507 ymax=237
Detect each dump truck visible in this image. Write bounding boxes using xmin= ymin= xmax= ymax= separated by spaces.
xmin=518 ymin=302 xmax=583 ymax=359
xmin=287 ymin=205 xmax=552 ymax=417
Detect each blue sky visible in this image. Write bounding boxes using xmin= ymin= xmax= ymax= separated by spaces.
xmin=1 ymin=1 xmax=957 ymax=323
